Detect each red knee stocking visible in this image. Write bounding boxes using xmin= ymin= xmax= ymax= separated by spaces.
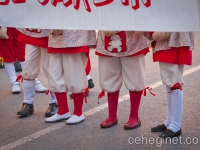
xmin=72 ymin=93 xmax=84 ymax=116
xmin=105 ymin=91 xmax=119 ymax=122
xmin=55 ymin=92 xmax=69 ymax=115
xmin=128 ymin=90 xmax=142 ymax=124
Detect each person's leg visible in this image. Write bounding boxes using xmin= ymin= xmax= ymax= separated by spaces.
xmin=40 ymin=47 xmax=58 ymax=116
xmin=85 ymin=57 xmax=95 ymax=89
xmin=0 ymin=27 xmax=21 ymax=93
xmin=121 ymin=55 xmax=146 ymax=129
xmin=4 ymin=62 xmax=21 ymax=94
xmin=13 ymin=28 xmax=24 ymax=73
xmin=17 ymin=80 xmax=35 ymax=116
xmin=158 ymin=63 xmax=184 ymax=138
xmin=14 ymin=39 xmax=47 ymax=93
xmin=63 ymin=53 xmax=87 ymax=124
xmin=98 ymin=56 xmax=122 ymax=128
xmin=167 ymin=89 xmax=183 ymax=132
xmin=14 ymin=60 xmax=22 ymax=72
xmin=87 ymin=75 xmax=95 ymax=89
xmin=46 ymin=92 xmax=71 ymax=122
xmin=69 ymin=56 xmax=94 ymax=99
xmin=100 ymin=91 xmax=120 ymax=128
xmin=45 ymin=53 xmax=71 ymax=122
xmin=17 ymin=44 xmax=41 ymax=116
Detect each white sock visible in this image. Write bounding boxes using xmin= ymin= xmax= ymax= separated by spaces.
xmin=23 ymin=80 xmax=36 ymax=104
xmin=20 ymin=61 xmax=25 ymax=70
xmin=164 ymin=86 xmax=172 ymax=127
xmin=87 ymin=75 xmax=91 ymax=80
xmin=49 ymin=91 xmax=57 ymax=104
xmin=4 ymin=62 xmax=17 ymax=84
xmin=168 ymin=89 xmax=183 ymax=132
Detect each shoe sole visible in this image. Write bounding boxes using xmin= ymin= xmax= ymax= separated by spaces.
xmin=100 ymin=121 xmax=118 ymax=129
xmin=17 ymin=111 xmax=33 ymax=116
xmin=12 ymin=91 xmax=20 ymax=94
xmin=35 ymin=90 xmax=47 ymax=93
xmin=88 ymin=86 xmax=94 ymax=89
xmin=151 ymin=129 xmax=166 ymax=132
xmin=66 ymin=119 xmax=84 ymax=125
xmin=124 ymin=123 xmax=141 ymax=130
xmin=45 ymin=114 xmax=55 ymax=117
xmin=45 ymin=117 xmax=70 ymax=123
xmin=124 ymin=121 xmax=141 ymax=130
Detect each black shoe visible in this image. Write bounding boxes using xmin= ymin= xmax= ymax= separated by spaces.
xmin=45 ymin=103 xmax=58 ymax=117
xmin=159 ymin=129 xmax=181 ymax=139
xmin=88 ymin=79 xmax=95 ymax=89
xmin=17 ymin=103 xmax=34 ymax=116
xmin=14 ymin=60 xmax=22 ymax=72
xmin=151 ymin=124 xmax=167 ymax=132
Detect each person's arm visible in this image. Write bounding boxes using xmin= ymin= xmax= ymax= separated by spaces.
xmin=0 ymin=27 xmax=9 ymax=39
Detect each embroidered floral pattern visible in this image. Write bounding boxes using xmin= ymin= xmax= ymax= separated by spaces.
xmin=155 ymin=32 xmax=195 ymax=52
xmin=96 ymin=31 xmax=148 ymax=57
xmin=48 ymin=30 xmax=96 ymax=48
xmin=18 ymin=28 xmax=50 ymax=38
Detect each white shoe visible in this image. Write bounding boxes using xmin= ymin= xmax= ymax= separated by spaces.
xmin=35 ymin=81 xmax=47 ymax=93
xmin=12 ymin=82 xmax=21 ymax=94
xmin=45 ymin=112 xmax=71 ymax=123
xmin=66 ymin=114 xmax=85 ymax=125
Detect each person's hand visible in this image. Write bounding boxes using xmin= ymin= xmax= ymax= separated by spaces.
xmin=51 ymin=30 xmax=64 ymax=35
xmin=152 ymin=32 xmax=171 ymax=41
xmin=0 ymin=27 xmax=9 ymax=39
xmin=103 ymin=31 xmax=117 ymax=36
xmin=88 ymin=45 xmax=96 ymax=50
xmin=135 ymin=31 xmax=146 ymax=35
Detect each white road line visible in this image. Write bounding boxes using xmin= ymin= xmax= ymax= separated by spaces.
xmin=1 ymin=65 xmax=200 ymax=150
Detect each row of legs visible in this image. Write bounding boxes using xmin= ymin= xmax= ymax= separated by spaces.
xmin=152 ymin=86 xmax=183 ymax=138
xmin=48 ymin=86 xmax=183 ymax=139
xmin=4 ymin=62 xmax=47 ymax=93
xmin=16 ymin=80 xmax=183 ymax=138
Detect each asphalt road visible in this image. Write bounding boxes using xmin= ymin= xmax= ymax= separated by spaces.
xmin=0 ymin=33 xmax=200 ymax=150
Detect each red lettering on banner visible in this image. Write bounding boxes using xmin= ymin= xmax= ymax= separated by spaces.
xmin=142 ymin=0 xmax=151 ymax=7
xmin=1 ymin=0 xmax=151 ymax=12
xmin=51 ymin=0 xmax=73 ymax=7
xmin=47 ymin=0 xmax=90 ymax=12
xmin=74 ymin=0 xmax=91 ymax=12
xmin=51 ymin=0 xmax=62 ymax=6
xmin=38 ymin=0 xmax=49 ymax=6
xmin=0 ymin=0 xmax=10 ymax=5
xmin=122 ymin=0 xmax=151 ymax=10
xmin=121 ymin=0 xmax=129 ymax=6
xmin=93 ymin=0 xmax=113 ymax=7
xmin=132 ymin=0 xmax=151 ymax=10
xmin=12 ymin=0 xmax=26 ymax=4
xmin=63 ymin=0 xmax=72 ymax=7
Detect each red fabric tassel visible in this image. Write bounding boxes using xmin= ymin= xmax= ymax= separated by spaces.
xmin=84 ymin=88 xmax=89 ymax=103
xmin=98 ymin=90 xmax=105 ymax=104
xmin=170 ymin=83 xmax=182 ymax=92
xmin=16 ymin=74 xmax=23 ymax=82
xmin=143 ymin=87 xmax=156 ymax=96
xmin=46 ymin=89 xmax=50 ymax=95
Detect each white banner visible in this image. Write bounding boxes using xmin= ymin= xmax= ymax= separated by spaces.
xmin=0 ymin=0 xmax=200 ymax=31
